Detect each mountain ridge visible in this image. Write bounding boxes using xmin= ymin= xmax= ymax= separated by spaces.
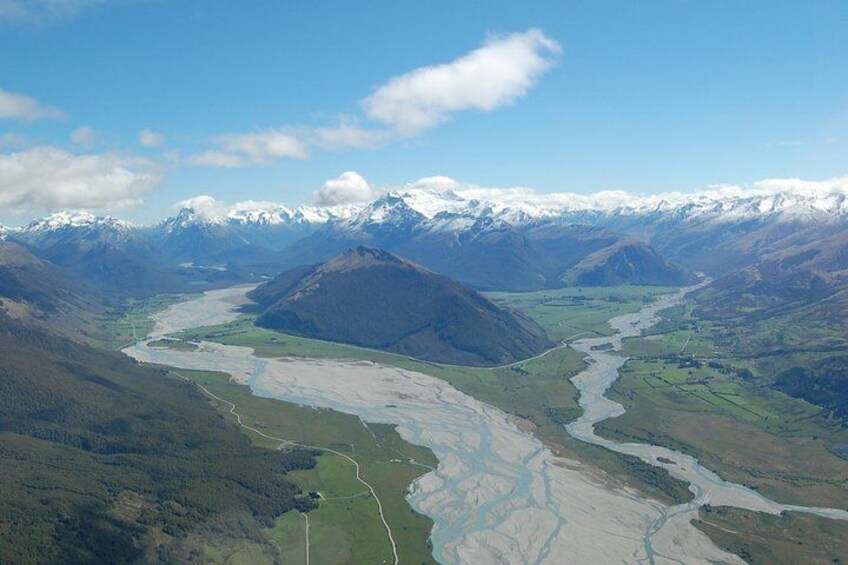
xmin=7 ymin=181 xmax=846 ymax=293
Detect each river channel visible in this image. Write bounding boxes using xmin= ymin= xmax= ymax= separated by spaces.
xmin=124 ymin=285 xmax=847 ymax=564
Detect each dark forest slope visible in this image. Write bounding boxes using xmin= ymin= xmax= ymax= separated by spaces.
xmin=250 ymin=247 xmax=551 ymax=366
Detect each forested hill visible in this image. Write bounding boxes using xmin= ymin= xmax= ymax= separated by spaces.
xmin=249 ymin=246 xmax=551 ymax=366
xmin=0 ymin=298 xmax=317 ymax=561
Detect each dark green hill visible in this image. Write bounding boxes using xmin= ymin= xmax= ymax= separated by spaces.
xmin=0 ymin=319 xmax=316 ymax=564
xmin=560 ymin=239 xmax=694 ymax=286
xmin=693 ymin=228 xmax=848 ymax=422
xmin=250 ymin=247 xmax=551 ymax=366
xmin=0 ymin=240 xmax=106 ymax=341
xmin=0 ymin=240 xmax=317 ymax=563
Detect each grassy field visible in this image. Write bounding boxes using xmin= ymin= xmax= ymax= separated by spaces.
xmin=488 ymin=285 xmax=674 ymax=341
xmin=693 ymin=506 xmax=848 ymax=564
xmin=170 ymin=368 xmax=438 ymax=565
xmin=597 ymin=304 xmax=848 ymax=509
xmin=95 ymin=294 xmax=192 ymax=350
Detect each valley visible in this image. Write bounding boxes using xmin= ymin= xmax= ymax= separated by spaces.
xmin=133 ymin=278 xmax=848 ymax=563
xmin=128 ymin=285 xmax=741 ymax=563
xmin=596 ymin=304 xmax=848 ymax=509
xmin=5 ymin=9 xmax=848 ymax=563
xmin=4 ymin=184 xmax=848 ymax=563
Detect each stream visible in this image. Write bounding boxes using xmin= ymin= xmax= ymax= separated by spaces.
xmin=565 ymin=286 xmax=848 ymax=561
xmin=124 ymin=285 xmax=847 ymax=564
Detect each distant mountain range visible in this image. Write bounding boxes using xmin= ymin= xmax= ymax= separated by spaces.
xmin=249 ymin=246 xmax=551 ymax=366
xmin=5 ymin=182 xmax=847 ymax=295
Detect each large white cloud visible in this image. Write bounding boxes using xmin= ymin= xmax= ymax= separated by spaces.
xmin=0 ymin=87 xmax=64 ymax=121
xmin=0 ymin=146 xmax=162 ymax=212
xmin=312 ymin=171 xmax=378 ymax=206
xmin=188 ymin=29 xmax=559 ymax=164
xmin=362 ymin=29 xmax=561 ymax=135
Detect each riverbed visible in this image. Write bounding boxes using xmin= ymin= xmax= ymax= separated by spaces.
xmin=566 ymin=287 xmax=848 ymax=558
xmin=124 ymin=285 xmax=846 ymax=563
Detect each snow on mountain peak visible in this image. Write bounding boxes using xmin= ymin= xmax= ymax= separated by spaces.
xmin=449 ymin=176 xmax=848 ymax=222
xmin=24 ymin=211 xmax=133 ymax=234
xmin=165 ymin=195 xmax=360 ymax=232
xmin=14 ymin=175 xmax=848 ymax=242
xmin=385 ymin=188 xmax=483 ymax=219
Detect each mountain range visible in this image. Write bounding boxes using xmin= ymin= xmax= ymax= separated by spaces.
xmin=4 ymin=181 xmax=847 ymax=303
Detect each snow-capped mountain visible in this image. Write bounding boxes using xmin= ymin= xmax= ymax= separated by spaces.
xmin=225 ymin=203 xmax=357 ymax=226
xmin=154 ymin=201 xmax=353 ymax=262
xmin=16 ymin=179 xmax=847 ymax=243
xmin=315 ymin=181 xmax=848 ymax=235
xmin=8 ymin=178 xmax=847 ymax=292
xmin=160 ymin=199 xmax=358 ymax=231
xmin=17 ymin=211 xmax=135 ymax=247
xmin=24 ymin=210 xmax=133 ymax=231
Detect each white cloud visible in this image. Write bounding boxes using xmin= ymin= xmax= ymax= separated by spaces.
xmin=406 ymin=175 xmax=463 ymax=192
xmin=0 ymin=0 xmax=109 ymax=24
xmin=172 ymin=195 xmax=228 ymax=219
xmin=70 ymin=125 xmax=96 ymax=145
xmin=309 ymin=122 xmax=386 ymax=149
xmin=139 ymin=128 xmax=165 ymax=147
xmin=216 ymin=129 xmax=308 ymax=162
xmin=0 ymin=146 xmax=162 ymax=212
xmin=767 ymin=139 xmax=808 ymax=147
xmin=362 ymin=29 xmax=561 ymax=135
xmin=189 ymin=129 xmax=309 ymax=167
xmin=173 ymin=195 xmax=291 ymax=218
xmin=312 ymin=171 xmax=378 ymax=206
xmin=185 ymin=150 xmax=245 ymax=168
xmin=187 ymin=29 xmax=559 ymax=162
xmin=0 ymin=87 xmax=64 ymax=120
xmin=0 ymin=132 xmax=30 ymax=148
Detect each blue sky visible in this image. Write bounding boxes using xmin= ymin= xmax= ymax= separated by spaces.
xmin=1 ymin=0 xmax=846 ymax=224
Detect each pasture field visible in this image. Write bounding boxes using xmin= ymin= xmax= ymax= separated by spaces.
xmin=488 ymin=285 xmax=675 ymax=341
xmin=170 ymin=368 xmax=438 ymax=565
xmin=693 ymin=506 xmax=848 ymax=564
xmin=600 ymin=308 xmax=848 ymax=509
xmin=97 ymin=294 xmax=193 ymax=350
